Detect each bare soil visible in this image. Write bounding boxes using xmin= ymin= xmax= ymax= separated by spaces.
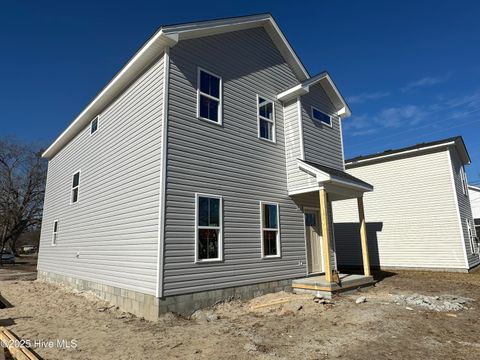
xmin=1 ymin=270 xmax=480 ymax=359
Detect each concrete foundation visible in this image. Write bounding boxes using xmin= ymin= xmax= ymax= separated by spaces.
xmin=37 ymin=271 xmax=292 ymax=320
xmin=291 ymin=273 xmax=375 ymax=298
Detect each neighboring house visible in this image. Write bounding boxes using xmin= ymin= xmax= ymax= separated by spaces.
xmin=333 ymin=137 xmax=479 ymax=272
xmin=38 ymin=14 xmax=374 ymax=320
xmin=469 ymin=185 xmax=480 ymax=236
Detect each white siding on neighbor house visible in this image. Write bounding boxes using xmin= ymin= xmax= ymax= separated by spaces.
xmin=283 ymin=98 xmax=317 ymax=193
xmin=470 ymin=187 xmax=480 ymax=220
xmin=163 ymin=27 xmax=309 ymax=297
xmin=38 ymin=54 xmax=165 ymax=295
xmin=449 ymin=149 xmax=480 ymax=268
xmin=301 ymin=83 xmax=344 ymax=171
xmin=332 ymin=148 xmax=468 ymax=270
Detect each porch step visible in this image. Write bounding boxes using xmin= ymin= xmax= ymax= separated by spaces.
xmin=291 ymin=273 xmax=375 ymax=298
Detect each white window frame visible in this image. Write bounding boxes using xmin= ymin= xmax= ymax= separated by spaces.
xmin=90 ymin=115 xmax=99 ymax=135
xmin=311 ymin=106 xmax=333 ymax=127
xmin=260 ymin=201 xmax=281 ymax=259
xmin=52 ymin=220 xmax=58 ymax=246
xmin=257 ymin=95 xmax=276 ymax=143
xmin=460 ymin=166 xmax=469 ymax=196
xmin=196 ymin=67 xmax=223 ymax=126
xmin=71 ymin=170 xmax=81 ymax=204
xmin=467 ymin=218 xmax=478 ymax=254
xmin=194 ymin=193 xmax=223 ymax=263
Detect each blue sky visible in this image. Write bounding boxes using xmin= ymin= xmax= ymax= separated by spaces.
xmin=1 ymin=1 xmax=479 ymax=183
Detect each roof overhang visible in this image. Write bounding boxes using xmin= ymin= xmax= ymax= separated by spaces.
xmin=298 ymin=160 xmax=373 ymax=193
xmin=277 ymin=72 xmax=351 ymax=118
xmin=42 ymin=14 xmax=309 ymax=159
xmin=346 ymin=136 xmax=471 ymax=168
xmin=469 ymin=185 xmax=480 ymax=192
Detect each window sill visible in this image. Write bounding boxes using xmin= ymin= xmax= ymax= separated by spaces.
xmin=195 ymin=258 xmax=224 ymax=264
xmin=261 ymin=254 xmax=281 ymax=259
xmin=258 ymin=136 xmax=276 ymax=144
xmin=198 ymin=116 xmax=222 ymax=127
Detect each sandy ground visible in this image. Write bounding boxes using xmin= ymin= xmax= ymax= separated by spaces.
xmin=1 ymin=270 xmax=480 ymax=359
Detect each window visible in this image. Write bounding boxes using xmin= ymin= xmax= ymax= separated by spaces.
xmin=257 ymin=96 xmax=275 ymax=142
xmin=90 ymin=116 xmax=99 ymax=134
xmin=71 ymin=171 xmax=80 ymax=204
xmin=460 ymin=166 xmax=468 ymax=196
xmin=467 ymin=219 xmax=478 ymax=254
xmin=195 ymin=194 xmax=223 ymax=262
xmin=311 ymin=106 xmax=332 ymax=126
xmin=52 ymin=220 xmax=58 ymax=245
xmin=260 ymin=202 xmax=280 ymax=258
xmin=197 ymin=69 xmax=222 ymax=124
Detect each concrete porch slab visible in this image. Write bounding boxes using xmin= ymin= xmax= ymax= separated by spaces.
xmin=291 ymin=273 xmax=375 ymax=298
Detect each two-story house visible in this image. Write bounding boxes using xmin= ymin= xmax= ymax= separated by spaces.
xmin=38 ymin=14 xmax=373 ymax=320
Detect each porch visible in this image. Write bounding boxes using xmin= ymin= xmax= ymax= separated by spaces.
xmin=291 ymin=160 xmax=376 ymax=296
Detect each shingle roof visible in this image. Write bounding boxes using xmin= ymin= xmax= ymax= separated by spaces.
xmin=301 ymin=160 xmax=373 ymax=190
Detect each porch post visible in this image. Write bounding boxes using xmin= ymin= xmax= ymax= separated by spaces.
xmin=319 ymin=189 xmax=332 ymax=283
xmin=357 ymin=196 xmax=371 ymax=276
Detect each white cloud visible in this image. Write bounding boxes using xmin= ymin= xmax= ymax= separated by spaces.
xmin=401 ymin=75 xmax=451 ymax=92
xmin=347 ymin=91 xmax=390 ymax=104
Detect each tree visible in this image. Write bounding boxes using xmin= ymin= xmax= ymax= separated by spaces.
xmin=0 ymin=138 xmax=47 ymax=264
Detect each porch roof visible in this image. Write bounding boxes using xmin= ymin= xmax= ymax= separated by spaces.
xmin=298 ymin=160 xmax=373 ymax=193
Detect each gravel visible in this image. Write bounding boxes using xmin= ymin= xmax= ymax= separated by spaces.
xmin=392 ymin=294 xmax=473 ymax=312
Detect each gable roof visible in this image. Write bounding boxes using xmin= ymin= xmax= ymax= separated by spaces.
xmin=277 ymin=72 xmax=352 ymax=118
xmin=42 ymin=13 xmax=310 ymax=159
xmin=346 ymin=136 xmax=471 ymax=167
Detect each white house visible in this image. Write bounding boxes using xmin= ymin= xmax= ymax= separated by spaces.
xmin=333 ymin=137 xmax=479 ymax=272
xmin=38 ymin=14 xmax=374 ymax=319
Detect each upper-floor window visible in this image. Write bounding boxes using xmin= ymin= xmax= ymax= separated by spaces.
xmin=311 ymin=106 xmax=332 ymax=127
xmin=195 ymin=194 xmax=223 ymax=262
xmin=71 ymin=171 xmax=80 ymax=204
xmin=460 ymin=166 xmax=468 ymax=196
xmin=52 ymin=220 xmax=58 ymax=246
xmin=197 ymin=68 xmax=222 ymax=124
xmin=90 ymin=116 xmax=99 ymax=135
xmin=257 ymin=96 xmax=275 ymax=142
xmin=260 ymin=202 xmax=281 ymax=258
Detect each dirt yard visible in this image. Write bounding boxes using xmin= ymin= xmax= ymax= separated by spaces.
xmin=1 ymin=270 xmax=480 ymax=359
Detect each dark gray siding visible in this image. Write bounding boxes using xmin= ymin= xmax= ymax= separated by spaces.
xmin=37 ymin=54 xmax=165 ymax=295
xmin=163 ymin=28 xmax=308 ymax=296
xmin=450 ymin=148 xmax=480 ymax=268
xmin=301 ymin=84 xmax=344 ymax=170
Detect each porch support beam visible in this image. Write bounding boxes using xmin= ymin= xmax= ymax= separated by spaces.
xmin=319 ymin=189 xmax=332 ymax=283
xmin=357 ymin=196 xmax=371 ymax=276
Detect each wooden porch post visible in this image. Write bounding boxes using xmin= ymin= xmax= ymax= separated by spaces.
xmin=319 ymin=189 xmax=332 ymax=283
xmin=357 ymin=196 xmax=371 ymax=276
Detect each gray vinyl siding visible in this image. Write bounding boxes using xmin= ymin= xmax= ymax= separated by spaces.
xmin=301 ymin=84 xmax=344 ymax=171
xmin=450 ymin=148 xmax=480 ymax=267
xmin=470 ymin=187 xmax=480 ymax=220
xmin=332 ymin=149 xmax=468 ymax=270
xmin=283 ymin=98 xmax=317 ymax=192
xmin=37 ymin=53 xmax=165 ymax=295
xmin=163 ymin=27 xmax=308 ymax=296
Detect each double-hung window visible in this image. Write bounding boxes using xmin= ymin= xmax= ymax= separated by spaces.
xmin=52 ymin=220 xmax=58 ymax=246
xmin=71 ymin=171 xmax=80 ymax=204
xmin=257 ymin=96 xmax=275 ymax=142
xmin=197 ymin=69 xmax=222 ymax=124
xmin=460 ymin=166 xmax=468 ymax=196
xmin=195 ymin=194 xmax=223 ymax=262
xmin=260 ymin=202 xmax=281 ymax=258
xmin=311 ymin=106 xmax=332 ymax=126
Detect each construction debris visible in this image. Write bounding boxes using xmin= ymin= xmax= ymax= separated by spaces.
xmin=392 ymin=294 xmax=473 ymax=312
xmin=355 ymin=296 xmax=367 ymax=304
xmin=0 ymin=327 xmax=39 ymax=360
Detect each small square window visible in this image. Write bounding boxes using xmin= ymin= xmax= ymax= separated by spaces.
xmin=90 ymin=117 xmax=99 ymax=134
xmin=311 ymin=107 xmax=332 ymax=126
xmin=197 ymin=69 xmax=222 ymax=124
